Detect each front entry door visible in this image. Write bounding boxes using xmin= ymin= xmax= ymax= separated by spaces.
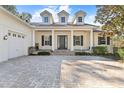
xmin=58 ymin=35 xmax=67 ymax=49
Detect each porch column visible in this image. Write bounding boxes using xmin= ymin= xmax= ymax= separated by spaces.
xmin=52 ymin=29 xmax=54 ymax=51
xmin=32 ymin=30 xmax=35 ymax=47
xmin=90 ymin=29 xmax=93 ymax=50
xmin=71 ymin=30 xmax=74 ymax=51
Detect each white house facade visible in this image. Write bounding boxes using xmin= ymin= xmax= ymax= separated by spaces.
xmin=0 ymin=6 xmax=112 ymax=62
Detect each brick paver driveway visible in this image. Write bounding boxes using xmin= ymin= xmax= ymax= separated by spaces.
xmin=0 ymin=56 xmax=124 ymax=88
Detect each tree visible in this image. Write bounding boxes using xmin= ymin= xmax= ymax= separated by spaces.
xmin=18 ymin=12 xmax=32 ymax=23
xmin=95 ymin=5 xmax=124 ymax=47
xmin=2 ymin=5 xmax=32 ymax=23
xmin=2 ymin=5 xmax=17 ymax=15
xmin=95 ymin=5 xmax=124 ymax=62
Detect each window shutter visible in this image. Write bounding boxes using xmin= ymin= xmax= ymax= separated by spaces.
xmin=107 ymin=37 xmax=110 ymax=45
xmin=73 ymin=36 xmax=76 ymax=46
xmin=50 ymin=35 xmax=52 ymax=46
xmin=81 ymin=35 xmax=83 ymax=46
xmin=98 ymin=37 xmax=101 ymax=45
xmin=42 ymin=35 xmax=44 ymax=46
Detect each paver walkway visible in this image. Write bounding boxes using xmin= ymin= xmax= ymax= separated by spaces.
xmin=0 ymin=56 xmax=123 ymax=88
xmin=61 ymin=57 xmax=124 ymax=88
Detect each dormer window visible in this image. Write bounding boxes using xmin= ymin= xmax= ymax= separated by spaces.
xmin=44 ymin=16 xmax=48 ymax=23
xmin=61 ymin=17 xmax=65 ymax=23
xmin=78 ymin=17 xmax=82 ymax=22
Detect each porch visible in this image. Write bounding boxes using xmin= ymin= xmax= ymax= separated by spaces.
xmin=32 ymin=29 xmax=93 ymax=51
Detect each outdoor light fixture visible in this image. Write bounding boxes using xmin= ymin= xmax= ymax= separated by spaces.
xmin=3 ymin=35 xmax=8 ymax=40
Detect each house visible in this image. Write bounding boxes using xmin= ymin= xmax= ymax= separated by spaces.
xmin=0 ymin=6 xmax=112 ymax=62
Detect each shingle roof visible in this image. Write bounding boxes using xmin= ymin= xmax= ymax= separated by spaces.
xmin=30 ymin=22 xmax=99 ymax=27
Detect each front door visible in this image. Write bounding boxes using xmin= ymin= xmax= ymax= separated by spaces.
xmin=58 ymin=35 xmax=67 ymax=49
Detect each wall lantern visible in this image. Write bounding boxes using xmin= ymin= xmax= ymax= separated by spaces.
xmin=3 ymin=35 xmax=8 ymax=40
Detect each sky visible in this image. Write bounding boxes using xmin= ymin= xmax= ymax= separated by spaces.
xmin=16 ymin=5 xmax=99 ymax=25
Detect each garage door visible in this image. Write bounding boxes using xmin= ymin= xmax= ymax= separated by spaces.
xmin=8 ymin=31 xmax=25 ymax=59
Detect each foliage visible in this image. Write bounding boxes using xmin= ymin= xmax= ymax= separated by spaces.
xmin=1 ymin=5 xmax=32 ymax=23
xmin=75 ymin=52 xmax=91 ymax=56
xmin=117 ymin=48 xmax=124 ymax=62
xmin=95 ymin=5 xmax=124 ymax=58
xmin=18 ymin=12 xmax=32 ymax=23
xmin=37 ymin=52 xmax=51 ymax=55
xmin=1 ymin=5 xmax=17 ymax=15
xmin=95 ymin=5 xmax=124 ymax=35
xmin=92 ymin=46 xmax=108 ymax=55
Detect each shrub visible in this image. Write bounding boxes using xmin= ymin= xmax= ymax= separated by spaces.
xmin=28 ymin=46 xmax=36 ymax=55
xmin=75 ymin=52 xmax=91 ymax=55
xmin=92 ymin=46 xmax=108 ymax=55
xmin=117 ymin=48 xmax=124 ymax=62
xmin=37 ymin=51 xmax=51 ymax=55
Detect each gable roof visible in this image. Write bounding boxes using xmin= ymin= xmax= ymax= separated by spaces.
xmin=58 ymin=10 xmax=69 ymax=16
xmin=75 ymin=10 xmax=86 ymax=16
xmin=40 ymin=10 xmax=52 ymax=16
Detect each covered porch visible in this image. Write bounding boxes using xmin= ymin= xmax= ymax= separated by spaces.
xmin=32 ymin=29 xmax=93 ymax=51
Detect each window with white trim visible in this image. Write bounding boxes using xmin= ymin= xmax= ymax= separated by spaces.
xmin=44 ymin=36 xmax=50 ymax=45
xmin=75 ymin=36 xmax=81 ymax=45
xmin=73 ymin=36 xmax=83 ymax=46
xmin=78 ymin=17 xmax=82 ymax=22
xmin=61 ymin=17 xmax=65 ymax=23
xmin=44 ymin=16 xmax=48 ymax=23
xmin=98 ymin=36 xmax=110 ymax=45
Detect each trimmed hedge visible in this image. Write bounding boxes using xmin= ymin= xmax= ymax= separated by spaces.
xmin=37 ymin=52 xmax=51 ymax=55
xmin=75 ymin=52 xmax=91 ymax=55
xmin=92 ymin=46 xmax=108 ymax=55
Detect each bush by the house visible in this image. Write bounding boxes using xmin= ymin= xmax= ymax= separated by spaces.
xmin=117 ymin=48 xmax=124 ymax=62
xmin=75 ymin=52 xmax=91 ymax=55
xmin=28 ymin=46 xmax=36 ymax=55
xmin=92 ymin=46 xmax=108 ymax=55
xmin=37 ymin=51 xmax=51 ymax=55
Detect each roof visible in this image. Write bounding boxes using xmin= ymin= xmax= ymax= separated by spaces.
xmin=93 ymin=29 xmax=103 ymax=32
xmin=30 ymin=22 xmax=99 ymax=27
xmin=75 ymin=10 xmax=86 ymax=16
xmin=0 ymin=6 xmax=32 ymax=28
xmin=58 ymin=10 xmax=69 ymax=15
xmin=40 ymin=10 xmax=52 ymax=16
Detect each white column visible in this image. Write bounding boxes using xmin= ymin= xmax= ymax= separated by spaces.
xmin=52 ymin=29 xmax=54 ymax=51
xmin=32 ymin=30 xmax=35 ymax=47
xmin=90 ymin=29 xmax=93 ymax=50
xmin=71 ymin=30 xmax=74 ymax=51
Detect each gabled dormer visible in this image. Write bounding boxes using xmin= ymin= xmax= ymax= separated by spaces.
xmin=40 ymin=10 xmax=53 ymax=24
xmin=73 ymin=10 xmax=86 ymax=25
xmin=58 ymin=10 xmax=69 ymax=24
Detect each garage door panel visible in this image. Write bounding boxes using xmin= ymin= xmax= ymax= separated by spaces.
xmin=8 ymin=31 xmax=25 ymax=59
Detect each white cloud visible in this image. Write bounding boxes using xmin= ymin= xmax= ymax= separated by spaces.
xmin=59 ymin=5 xmax=71 ymax=13
xmin=31 ymin=5 xmax=72 ymax=22
xmin=85 ymin=14 xmax=100 ymax=26
xmin=31 ymin=5 xmax=100 ymax=25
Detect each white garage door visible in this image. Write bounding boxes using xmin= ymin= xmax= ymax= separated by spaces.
xmin=8 ymin=31 xmax=25 ymax=59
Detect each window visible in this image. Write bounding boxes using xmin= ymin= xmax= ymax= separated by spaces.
xmin=78 ymin=17 xmax=82 ymax=22
xmin=8 ymin=33 xmax=11 ymax=36
xmin=42 ymin=35 xmax=52 ymax=46
xmin=13 ymin=34 xmax=16 ymax=37
xmin=74 ymin=36 xmax=83 ymax=46
xmin=61 ymin=17 xmax=65 ymax=23
xmin=44 ymin=16 xmax=48 ymax=23
xmin=98 ymin=36 xmax=110 ymax=45
xmin=98 ymin=37 xmax=106 ymax=45
xmin=75 ymin=36 xmax=81 ymax=45
xmin=18 ymin=35 xmax=21 ymax=38
xmin=45 ymin=36 xmax=50 ymax=45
